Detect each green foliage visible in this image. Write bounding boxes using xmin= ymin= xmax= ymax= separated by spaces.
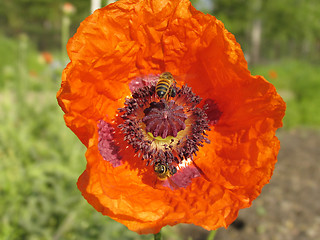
xmin=0 ymin=36 xmax=160 ymax=240
xmin=212 ymin=0 xmax=253 ymax=35
xmin=261 ymin=0 xmax=320 ymax=60
xmin=251 ymin=59 xmax=320 ymax=128
xmin=212 ymin=0 xmax=320 ymax=62
xmin=0 ymin=0 xmax=90 ymax=50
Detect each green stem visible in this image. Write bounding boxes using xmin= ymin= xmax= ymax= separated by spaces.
xmin=61 ymin=15 xmax=70 ymax=61
xmin=154 ymin=231 xmax=161 ymax=240
xmin=17 ymin=34 xmax=28 ymax=112
xmin=207 ymin=230 xmax=217 ymax=240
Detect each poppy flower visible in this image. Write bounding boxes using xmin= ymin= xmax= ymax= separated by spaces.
xmin=41 ymin=51 xmax=53 ymax=64
xmin=269 ymin=70 xmax=278 ymax=79
xmin=62 ymin=2 xmax=76 ymax=15
xmin=57 ymin=0 xmax=286 ymax=235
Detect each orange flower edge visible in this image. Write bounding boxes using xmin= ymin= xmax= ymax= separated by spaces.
xmin=57 ymin=0 xmax=286 ymax=234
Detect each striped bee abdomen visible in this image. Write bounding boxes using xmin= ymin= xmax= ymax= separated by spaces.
xmin=156 ymin=72 xmax=176 ymax=99
xmin=156 ymin=80 xmax=171 ymax=98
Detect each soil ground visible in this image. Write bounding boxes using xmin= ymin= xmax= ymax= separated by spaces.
xmin=178 ymin=128 xmax=320 ymax=240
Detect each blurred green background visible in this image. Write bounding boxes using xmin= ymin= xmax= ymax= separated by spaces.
xmin=0 ymin=0 xmax=319 ymax=240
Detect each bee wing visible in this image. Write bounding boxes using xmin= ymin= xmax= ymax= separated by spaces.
xmin=156 ymin=164 xmax=201 ymax=190
xmin=129 ymin=74 xmax=159 ymax=93
xmin=160 ymin=178 xmax=180 ymax=190
xmin=171 ymin=73 xmax=195 ymax=88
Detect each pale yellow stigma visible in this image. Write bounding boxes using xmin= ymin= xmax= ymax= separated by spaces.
xmin=147 ymin=132 xmax=174 ymax=142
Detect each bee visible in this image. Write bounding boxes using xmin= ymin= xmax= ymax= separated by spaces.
xmin=156 ymin=72 xmax=177 ymax=100
xmin=154 ymin=162 xmax=177 ymax=180
xmin=153 ymin=160 xmax=210 ymax=190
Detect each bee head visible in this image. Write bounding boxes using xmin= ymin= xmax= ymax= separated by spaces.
xmin=160 ymin=72 xmax=174 ymax=80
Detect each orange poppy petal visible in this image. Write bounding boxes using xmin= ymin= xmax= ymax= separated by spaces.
xmin=57 ymin=0 xmax=286 ymax=234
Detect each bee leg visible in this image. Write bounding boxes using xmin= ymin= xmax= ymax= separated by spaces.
xmin=170 ymin=87 xmax=176 ymax=98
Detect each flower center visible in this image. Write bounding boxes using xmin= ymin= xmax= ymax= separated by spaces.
xmin=118 ymin=74 xmax=214 ymax=179
xmin=143 ymin=100 xmax=187 ymax=139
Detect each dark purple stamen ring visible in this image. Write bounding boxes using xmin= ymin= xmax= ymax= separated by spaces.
xmin=117 ymin=82 xmax=217 ymax=169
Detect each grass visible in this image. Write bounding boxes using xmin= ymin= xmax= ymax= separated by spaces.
xmin=0 ymin=33 xmax=319 ymax=239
